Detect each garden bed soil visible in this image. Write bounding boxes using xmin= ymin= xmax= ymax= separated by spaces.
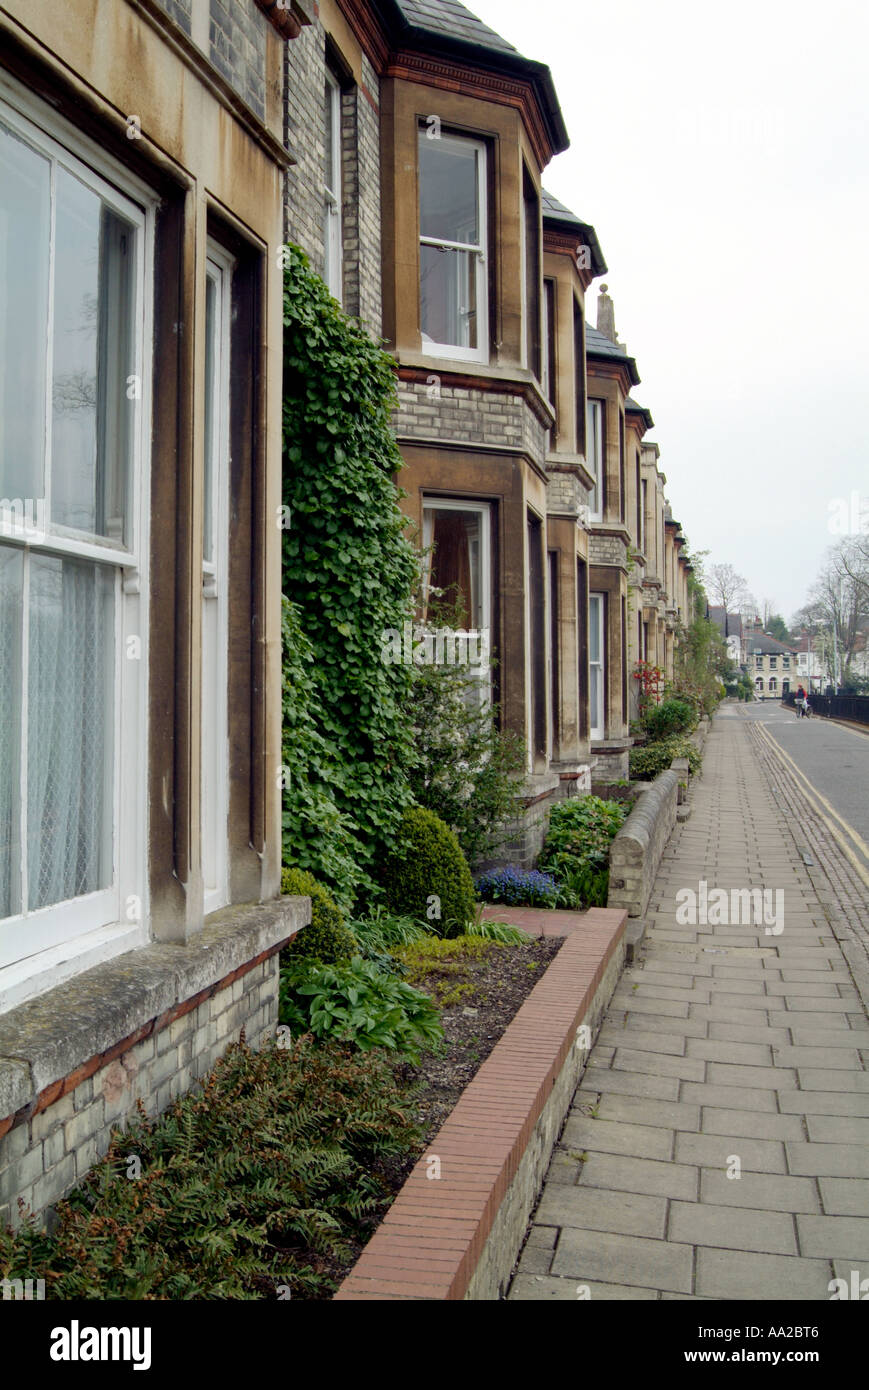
xmin=328 ymin=931 xmax=563 ymax=1292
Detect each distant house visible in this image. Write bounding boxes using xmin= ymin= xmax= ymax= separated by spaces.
xmin=709 ymin=607 xmax=746 ymax=668
xmin=745 ymin=626 xmax=799 ymax=698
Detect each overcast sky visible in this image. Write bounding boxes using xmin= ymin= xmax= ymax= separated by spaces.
xmin=469 ymin=0 xmax=868 ymax=624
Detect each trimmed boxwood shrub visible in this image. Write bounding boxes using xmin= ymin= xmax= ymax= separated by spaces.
xmin=281 ymin=867 xmax=357 ymax=964
xmin=629 ymin=736 xmax=702 ymax=782
xmin=378 ymin=806 xmax=476 ymax=938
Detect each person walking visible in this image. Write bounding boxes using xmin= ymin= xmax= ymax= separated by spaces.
xmin=795 ymin=684 xmax=809 ymax=718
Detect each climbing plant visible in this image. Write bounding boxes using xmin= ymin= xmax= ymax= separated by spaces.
xmin=281 ymin=245 xmax=419 ymax=903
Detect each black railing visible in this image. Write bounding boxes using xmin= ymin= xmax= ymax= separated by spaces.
xmin=782 ymin=692 xmax=869 ymax=725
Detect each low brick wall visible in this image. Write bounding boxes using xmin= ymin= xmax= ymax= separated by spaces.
xmin=0 ymin=898 xmax=308 ymax=1228
xmin=334 ymin=907 xmax=627 ymax=1301
xmin=607 ymin=769 xmax=679 ymax=919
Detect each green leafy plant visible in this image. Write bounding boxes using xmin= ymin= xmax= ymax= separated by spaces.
xmin=642 ymin=697 xmax=696 ymax=741
xmin=281 ymin=867 xmax=357 ymax=964
xmin=464 ymin=918 xmax=530 ymax=946
xmin=378 ymin=805 xmax=477 ymax=938
xmin=537 ymin=796 xmax=628 ymax=910
xmin=0 ymin=1036 xmax=420 ymax=1300
xmin=279 ymin=957 xmax=444 ymax=1064
xmin=406 ymin=602 xmax=525 ymax=865
xmin=629 ymin=735 xmax=702 ymax=781
xmin=281 ymin=246 xmax=419 ymax=904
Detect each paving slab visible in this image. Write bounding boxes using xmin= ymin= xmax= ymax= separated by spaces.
xmin=669 ymin=1201 xmax=797 ymax=1255
xmin=695 ymin=1248 xmax=833 ymax=1300
xmin=533 ymin=1185 xmax=667 ymax=1239
xmin=577 ymin=1152 xmax=699 ymax=1201
xmin=508 ymin=1274 xmax=658 ymax=1300
xmin=785 ymin=1143 xmax=868 ymax=1178
xmin=818 ymin=1180 xmax=869 ymax=1216
xmin=561 ymin=1115 xmax=674 ymax=1162
xmin=551 ymin=1227 xmax=693 ymax=1294
xmin=699 ymin=1168 xmax=821 ymax=1213
xmin=594 ymin=1092 xmax=701 ymax=1133
xmin=675 ymin=1131 xmax=787 ymax=1174
xmin=700 ymin=1107 xmax=805 ymax=1141
xmin=796 ymin=1215 xmax=869 ymax=1259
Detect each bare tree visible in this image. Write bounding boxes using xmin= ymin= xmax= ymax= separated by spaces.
xmin=707 ymin=562 xmax=749 ymax=613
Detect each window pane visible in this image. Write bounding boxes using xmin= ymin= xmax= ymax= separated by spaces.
xmin=203 ymin=272 xmax=216 ymax=566
xmin=589 ymin=595 xmax=601 ymax=663
xmin=420 ymin=244 xmax=478 ymax=349
xmin=52 ymin=169 xmax=135 ymax=543
xmin=27 ymin=555 xmax=114 ymax=910
xmin=426 ymin=508 xmax=483 ymax=629
xmin=0 ymin=546 xmax=23 ymax=919
xmin=419 ymin=135 xmax=479 ymax=246
xmin=323 ymin=79 xmax=336 ymax=193
xmin=0 ymin=121 xmax=50 ymax=504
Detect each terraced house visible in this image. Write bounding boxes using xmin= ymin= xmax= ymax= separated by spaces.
xmin=0 ymin=0 xmax=310 ymax=1227
xmin=0 ymin=0 xmax=701 ymax=1225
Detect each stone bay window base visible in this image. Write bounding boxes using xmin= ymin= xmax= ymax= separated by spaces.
xmin=0 ymin=897 xmax=308 ymax=1229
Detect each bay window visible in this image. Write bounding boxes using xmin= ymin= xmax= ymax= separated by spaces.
xmin=418 ymin=131 xmax=488 ymax=362
xmin=0 ymin=95 xmax=150 ymax=977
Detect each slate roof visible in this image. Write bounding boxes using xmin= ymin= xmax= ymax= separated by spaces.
xmin=709 ymin=607 xmax=744 ymax=640
xmin=393 ymin=0 xmax=518 ymax=55
xmin=746 ymin=633 xmax=798 ymax=655
xmin=586 ymin=323 xmax=641 ymax=385
xmin=625 ymin=395 xmax=654 ymax=430
xmin=541 ymin=189 xmax=608 ymax=275
xmin=382 ymin=1 xmax=569 ymax=153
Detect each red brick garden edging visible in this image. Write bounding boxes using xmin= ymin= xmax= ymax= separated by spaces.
xmin=334 ymin=907 xmax=626 ymax=1300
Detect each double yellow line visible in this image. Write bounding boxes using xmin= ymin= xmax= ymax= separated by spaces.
xmin=753 ymin=722 xmax=869 ymax=889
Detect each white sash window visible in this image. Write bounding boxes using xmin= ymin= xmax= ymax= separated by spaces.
xmin=589 ymin=592 xmax=605 ymax=740
xmin=0 ymin=88 xmax=152 ymax=989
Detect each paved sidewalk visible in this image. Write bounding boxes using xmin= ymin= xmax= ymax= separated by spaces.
xmin=509 ymin=712 xmax=869 ymax=1301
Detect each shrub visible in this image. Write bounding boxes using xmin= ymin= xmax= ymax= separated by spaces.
xmin=629 ymin=736 xmax=702 ymax=781
xmin=0 ymin=1036 xmax=420 ymax=1300
xmin=539 ymin=797 xmax=628 ymax=877
xmin=406 ymin=606 xmax=525 ymax=865
xmin=279 ymin=957 xmax=443 ymax=1064
xmin=474 ymin=866 xmax=559 ymax=909
xmin=281 ymin=867 xmax=357 ymax=964
xmin=642 ymin=697 xmax=696 ymax=741
xmin=378 ymin=806 xmax=477 ymax=937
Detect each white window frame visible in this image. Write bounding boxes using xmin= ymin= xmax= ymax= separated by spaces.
xmin=323 ymin=69 xmax=343 ymax=303
xmin=589 ymin=591 xmax=605 ymax=741
xmin=0 ymin=78 xmax=154 ymax=1001
xmin=586 ymin=399 xmax=604 ymax=522
xmin=421 ymin=497 xmax=492 ymax=703
xmin=201 ymin=246 xmax=233 ymax=917
xmin=419 ymin=131 xmax=488 ymax=365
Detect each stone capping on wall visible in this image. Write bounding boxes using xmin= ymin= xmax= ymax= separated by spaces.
xmin=608 ymin=769 xmax=679 ymax=920
xmin=334 ymin=908 xmax=627 ymax=1301
xmin=0 ymin=897 xmax=310 ymax=1135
